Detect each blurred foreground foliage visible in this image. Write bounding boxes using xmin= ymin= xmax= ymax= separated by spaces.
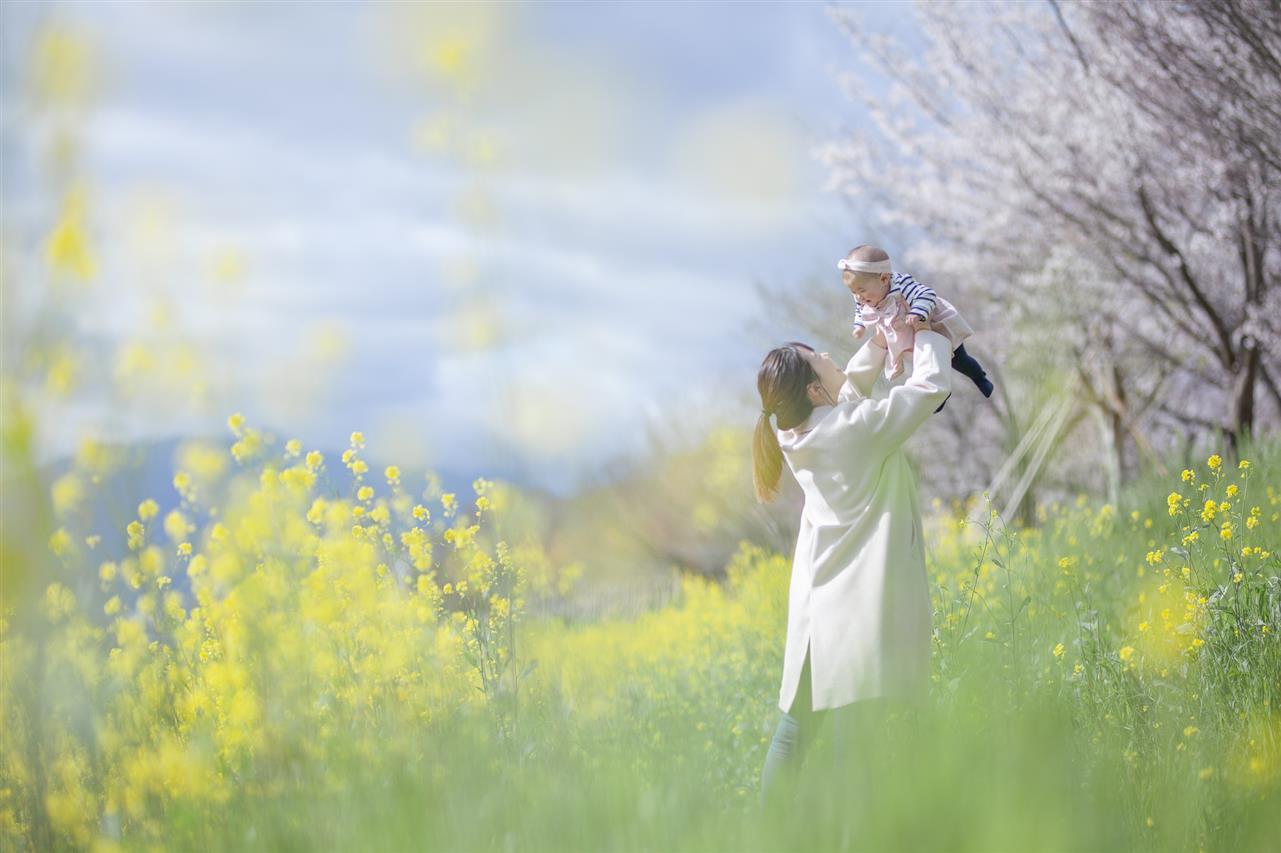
xmin=2 ymin=417 xmax=1278 ymax=851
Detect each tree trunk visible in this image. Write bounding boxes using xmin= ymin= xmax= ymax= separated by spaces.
xmin=1229 ymin=337 xmax=1261 ymax=457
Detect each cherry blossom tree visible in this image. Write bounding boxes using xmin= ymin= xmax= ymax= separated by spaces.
xmin=823 ymin=0 xmax=1280 ymax=486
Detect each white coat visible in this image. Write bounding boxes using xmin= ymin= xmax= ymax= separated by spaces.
xmin=775 ymin=331 xmax=952 ymax=713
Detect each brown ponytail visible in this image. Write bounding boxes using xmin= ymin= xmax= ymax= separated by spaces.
xmin=753 ymin=343 xmax=818 ymax=503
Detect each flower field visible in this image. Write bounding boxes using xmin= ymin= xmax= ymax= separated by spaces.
xmin=3 ymin=420 xmax=1279 ymax=851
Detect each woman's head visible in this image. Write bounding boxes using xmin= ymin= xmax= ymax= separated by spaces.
xmin=752 ymin=342 xmax=845 ymax=502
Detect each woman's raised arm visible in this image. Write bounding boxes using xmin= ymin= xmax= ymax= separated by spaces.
xmin=829 ymin=330 xmax=952 ymax=457
xmin=840 ymin=337 xmax=887 ymax=401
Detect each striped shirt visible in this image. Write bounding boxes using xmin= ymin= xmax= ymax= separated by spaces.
xmin=852 ymin=272 xmax=936 ymax=326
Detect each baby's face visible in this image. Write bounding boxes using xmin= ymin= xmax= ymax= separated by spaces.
xmin=841 ymin=270 xmax=890 ymax=304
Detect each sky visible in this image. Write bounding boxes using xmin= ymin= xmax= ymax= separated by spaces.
xmin=1 ymin=0 xmax=924 ymax=493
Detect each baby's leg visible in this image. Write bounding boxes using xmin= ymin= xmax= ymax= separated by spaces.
xmin=951 ymin=343 xmax=994 ymax=398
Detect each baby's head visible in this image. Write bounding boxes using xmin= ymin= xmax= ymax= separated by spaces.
xmin=838 ymin=245 xmax=892 ymax=303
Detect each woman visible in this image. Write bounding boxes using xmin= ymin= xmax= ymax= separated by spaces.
xmin=753 ymin=326 xmax=952 ymax=808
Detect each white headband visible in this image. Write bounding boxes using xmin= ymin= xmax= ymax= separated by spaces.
xmin=837 ymin=258 xmax=892 ymax=274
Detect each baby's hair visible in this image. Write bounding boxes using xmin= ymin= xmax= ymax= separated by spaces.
xmin=844 ymin=244 xmax=890 ymax=264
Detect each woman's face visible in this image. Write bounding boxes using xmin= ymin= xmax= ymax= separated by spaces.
xmin=797 ymin=346 xmax=844 ymax=405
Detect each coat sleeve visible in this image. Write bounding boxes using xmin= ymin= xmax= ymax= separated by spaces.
xmin=841 ymin=341 xmax=887 ymax=401
xmin=828 ymin=330 xmax=952 ymax=458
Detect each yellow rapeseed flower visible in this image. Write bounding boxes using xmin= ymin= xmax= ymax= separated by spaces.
xmin=227 ymin=412 xmax=246 ymax=435
xmin=1052 ymin=642 xmax=1065 ymax=659
xmin=51 ymin=473 xmax=84 ymax=515
xmin=306 ymin=450 xmax=323 ymax=470
xmin=350 ymin=431 xmax=365 ymax=448
xmin=1226 ymin=484 xmax=1238 ymax=498
xmin=285 ymin=439 xmax=302 ymax=457
xmin=1119 ymin=646 xmax=1135 ymax=661
xmin=164 ymin=509 xmax=191 ymax=542
xmin=1220 ymin=522 xmax=1233 ymax=541
xmin=138 ymin=499 xmax=159 ymax=520
xmin=385 ymin=465 xmax=401 ymax=485
xmin=357 ymin=486 xmax=374 ymax=502
xmin=1207 ymin=454 xmax=1221 ymax=470
xmin=48 ymin=528 xmax=73 ymax=556
xmin=1201 ymin=500 xmax=1217 ymax=523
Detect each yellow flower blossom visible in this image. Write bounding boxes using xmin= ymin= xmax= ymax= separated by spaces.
xmin=1207 ymin=454 xmax=1221 ymax=470
xmin=48 ymin=528 xmax=73 ymax=556
xmin=1201 ymin=500 xmax=1217 ymax=523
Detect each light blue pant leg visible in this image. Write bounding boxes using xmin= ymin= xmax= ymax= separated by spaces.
xmin=759 ymin=648 xmax=821 ymax=809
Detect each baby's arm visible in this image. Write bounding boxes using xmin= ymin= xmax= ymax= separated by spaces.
xmin=899 ymin=272 xmax=937 ymax=330
xmin=850 ymin=295 xmax=868 ymax=339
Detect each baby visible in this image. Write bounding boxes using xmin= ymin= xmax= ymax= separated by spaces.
xmin=839 ymin=244 xmax=993 ymax=410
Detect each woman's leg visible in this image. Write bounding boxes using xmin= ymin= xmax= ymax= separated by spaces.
xmin=759 ymin=646 xmax=822 ymax=809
